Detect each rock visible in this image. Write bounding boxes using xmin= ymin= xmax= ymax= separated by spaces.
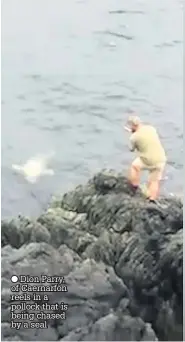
xmin=1 ymin=217 xmax=50 ymax=248
xmin=1 ymin=170 xmax=182 ymax=341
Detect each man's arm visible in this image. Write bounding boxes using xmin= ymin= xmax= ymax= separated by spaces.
xmin=123 ymin=125 xmax=136 ymax=151
xmin=129 ymin=134 xmax=136 ymax=152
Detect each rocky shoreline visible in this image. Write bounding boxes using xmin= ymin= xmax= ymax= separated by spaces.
xmin=1 ymin=170 xmax=183 ymax=341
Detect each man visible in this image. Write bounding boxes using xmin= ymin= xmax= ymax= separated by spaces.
xmin=125 ymin=115 xmax=166 ymax=202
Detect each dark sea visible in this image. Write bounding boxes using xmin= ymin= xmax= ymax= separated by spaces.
xmin=2 ymin=0 xmax=183 ymax=218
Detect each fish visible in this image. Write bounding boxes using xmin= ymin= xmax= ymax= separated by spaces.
xmin=12 ymin=152 xmax=55 ymax=183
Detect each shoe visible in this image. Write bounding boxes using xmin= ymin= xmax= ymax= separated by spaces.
xmin=130 ymin=184 xmax=139 ymax=193
xmin=148 ymin=199 xmax=158 ymax=205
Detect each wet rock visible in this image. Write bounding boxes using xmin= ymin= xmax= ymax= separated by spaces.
xmin=1 ymin=170 xmax=182 ymax=341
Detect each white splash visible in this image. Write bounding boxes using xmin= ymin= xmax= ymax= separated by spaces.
xmin=12 ymin=152 xmax=55 ymax=183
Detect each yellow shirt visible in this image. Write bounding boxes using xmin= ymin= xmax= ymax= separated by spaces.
xmin=130 ymin=125 xmax=166 ymax=166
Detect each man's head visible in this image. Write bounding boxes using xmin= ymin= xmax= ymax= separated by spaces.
xmin=127 ymin=115 xmax=141 ymax=132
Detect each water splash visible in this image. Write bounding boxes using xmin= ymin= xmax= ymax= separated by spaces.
xmin=12 ymin=151 xmax=55 ymax=183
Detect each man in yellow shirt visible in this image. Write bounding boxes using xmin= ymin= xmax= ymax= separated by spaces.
xmin=125 ymin=116 xmax=167 ymax=201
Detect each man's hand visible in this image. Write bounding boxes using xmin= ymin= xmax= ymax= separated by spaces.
xmin=129 ymin=144 xmax=135 ymax=152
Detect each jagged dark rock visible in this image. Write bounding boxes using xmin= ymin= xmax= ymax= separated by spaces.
xmin=1 ymin=170 xmax=183 ymax=341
